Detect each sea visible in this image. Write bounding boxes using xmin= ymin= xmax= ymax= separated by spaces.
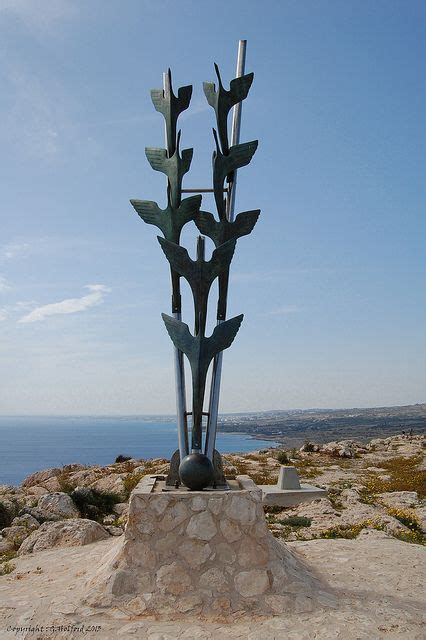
xmin=0 ymin=416 xmax=275 ymax=486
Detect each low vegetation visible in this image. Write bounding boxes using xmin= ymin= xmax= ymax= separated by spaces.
xmin=275 ymin=450 xmax=290 ymax=465
xmin=0 ymin=561 xmax=15 ymax=576
xmin=115 ymin=454 xmax=132 ymax=463
xmin=318 ymin=520 xmax=385 ymax=540
xmin=123 ymin=471 xmax=145 ymax=498
xmin=361 ymin=456 xmax=425 ymax=498
xmin=71 ymin=489 xmax=121 ymax=522
xmin=0 ymin=550 xmax=17 ymax=576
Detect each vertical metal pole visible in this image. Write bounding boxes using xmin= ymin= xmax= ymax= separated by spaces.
xmin=163 ymin=72 xmax=189 ymax=460
xmin=227 ymin=39 xmax=247 ymax=222
xmin=205 ymin=40 xmax=247 ymax=461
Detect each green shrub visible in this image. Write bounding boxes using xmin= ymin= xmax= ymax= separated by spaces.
xmin=0 ymin=561 xmax=15 ymax=576
xmin=123 ymin=471 xmax=145 ymax=498
xmin=392 ymin=530 xmax=425 ymax=545
xmin=279 ymin=516 xmax=312 ymax=528
xmin=263 ymin=505 xmax=283 ymax=515
xmin=276 ymin=450 xmax=290 ymax=464
xmin=303 ymin=440 xmax=315 ymax=453
xmin=319 ymin=520 xmax=385 ymax=539
xmin=0 ymin=550 xmax=17 ymax=563
xmin=386 ymin=507 xmax=423 ymax=533
xmin=115 ymin=454 xmax=132 ymax=463
xmin=57 ymin=472 xmax=76 ymax=494
xmin=71 ymin=488 xmax=121 ymax=521
xmin=0 ymin=501 xmax=12 ymax=529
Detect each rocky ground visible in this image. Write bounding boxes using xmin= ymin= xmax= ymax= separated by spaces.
xmin=0 ymin=434 xmax=424 ymax=638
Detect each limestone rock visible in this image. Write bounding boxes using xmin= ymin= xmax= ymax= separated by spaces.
xmin=18 ymin=518 xmax=109 ymax=555
xmin=237 ymin=538 xmax=269 ymax=568
xmin=0 ymin=485 xmax=19 ymax=495
xmin=178 ymin=539 xmax=211 ymax=568
xmin=11 ymin=514 xmax=40 ymax=531
xmin=113 ymin=503 xmax=129 ymax=516
xmin=0 ymin=537 xmax=15 ymax=553
xmin=1 ymin=525 xmax=30 ymax=548
xmin=103 ymin=514 xmax=116 ymax=525
xmin=89 ymin=474 xmax=128 ymax=501
xmin=186 ymin=511 xmax=217 ymax=541
xmin=156 ymin=561 xmax=192 ymax=595
xmin=199 ymin=567 xmax=228 ymax=592
xmin=219 ymin=518 xmax=241 ymax=543
xmin=25 ymin=486 xmax=49 ymax=497
xmin=225 ymin=496 xmax=256 ymax=524
xmin=234 ymin=569 xmax=270 ymax=597
xmin=18 ymin=506 xmax=62 ymax=523
xmin=106 ymin=526 xmax=124 ymax=536
xmin=191 ymin=496 xmax=207 ymax=512
xmin=38 ymin=492 xmax=80 ymax=519
xmin=21 ymin=467 xmax=62 ymax=489
xmin=159 ymin=501 xmax=188 ymax=532
xmin=43 ymin=477 xmax=62 ymax=492
xmin=378 ymin=491 xmax=420 ymax=510
xmin=216 ymin=542 xmax=236 ymax=564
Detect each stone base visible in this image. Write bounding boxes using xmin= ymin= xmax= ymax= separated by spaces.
xmin=260 ymin=483 xmax=327 ymax=507
xmin=83 ymin=475 xmax=325 ymax=619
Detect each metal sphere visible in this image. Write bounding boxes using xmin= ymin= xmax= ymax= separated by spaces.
xmin=179 ymin=453 xmax=214 ymax=491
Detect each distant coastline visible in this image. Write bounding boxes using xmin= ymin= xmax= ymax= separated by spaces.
xmin=0 ymin=416 xmax=277 ymax=487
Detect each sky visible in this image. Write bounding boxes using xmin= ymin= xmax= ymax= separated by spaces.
xmin=0 ymin=0 xmax=425 ymax=415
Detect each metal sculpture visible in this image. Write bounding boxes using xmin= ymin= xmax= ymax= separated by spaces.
xmin=131 ymin=41 xmax=259 ymax=490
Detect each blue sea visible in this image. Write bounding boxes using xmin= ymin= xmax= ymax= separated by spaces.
xmin=0 ymin=416 xmax=275 ymax=486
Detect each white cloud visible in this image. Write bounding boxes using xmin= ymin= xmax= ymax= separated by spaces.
xmin=0 ymin=242 xmax=29 ymax=262
xmin=0 ymin=308 xmax=7 ymax=321
xmin=0 ymin=275 xmax=10 ymax=292
xmin=18 ymin=284 xmax=111 ymax=324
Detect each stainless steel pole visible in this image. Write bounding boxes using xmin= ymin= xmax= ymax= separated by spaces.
xmin=227 ymin=39 xmax=247 ymax=222
xmin=163 ymin=72 xmax=189 ymax=460
xmin=205 ymin=40 xmax=247 ymax=461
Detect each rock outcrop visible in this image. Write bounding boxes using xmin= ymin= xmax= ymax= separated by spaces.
xmin=18 ymin=518 xmax=109 ymax=555
xmin=38 ymin=492 xmax=80 ymax=519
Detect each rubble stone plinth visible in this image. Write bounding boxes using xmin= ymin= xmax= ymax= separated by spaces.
xmin=84 ymin=475 xmax=324 ymax=619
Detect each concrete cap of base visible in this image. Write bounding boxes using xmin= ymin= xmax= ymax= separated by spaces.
xmin=277 ymin=466 xmax=301 ymax=490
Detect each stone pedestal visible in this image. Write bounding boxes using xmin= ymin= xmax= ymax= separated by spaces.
xmin=278 ymin=465 xmax=301 ymax=489
xmin=84 ymin=475 xmax=322 ymax=619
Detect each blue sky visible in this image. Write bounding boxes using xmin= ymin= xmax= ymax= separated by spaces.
xmin=0 ymin=0 xmax=425 ymax=414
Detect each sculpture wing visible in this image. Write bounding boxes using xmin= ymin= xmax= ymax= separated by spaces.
xmin=194 ymin=211 xmax=219 ymax=243
xmin=177 ymin=85 xmax=193 ymax=113
xmin=157 ymin=237 xmax=195 ymax=281
xmin=130 ymin=199 xmax=165 ymax=233
xmin=178 ymin=195 xmax=202 ymax=221
xmin=180 ymin=148 xmax=194 ymax=175
xmin=233 ymin=210 xmax=260 ymax=238
xmin=223 ymin=140 xmax=258 ymax=175
xmin=161 ymin=314 xmax=194 ymax=360
xmin=203 ymin=81 xmax=217 ymax=108
xmin=209 ymin=238 xmax=237 ymax=278
xmin=205 ymin=314 xmax=244 ymax=361
xmin=145 ymin=148 xmax=168 ymax=174
xmin=150 ymin=89 xmax=167 ymax=116
xmin=229 ymin=72 xmax=254 ymax=104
